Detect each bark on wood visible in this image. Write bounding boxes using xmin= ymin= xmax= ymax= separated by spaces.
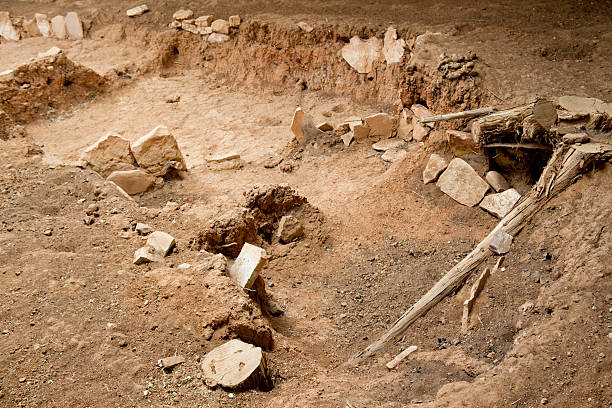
xmin=419 ymin=107 xmax=496 ymax=124
xmin=201 ymin=339 xmax=273 ymax=391
xmin=471 ymin=99 xmax=557 ymax=146
xmin=348 ymin=142 xmax=611 ymax=366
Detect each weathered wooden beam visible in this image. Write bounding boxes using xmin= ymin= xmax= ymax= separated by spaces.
xmin=419 ymin=107 xmax=496 ymax=124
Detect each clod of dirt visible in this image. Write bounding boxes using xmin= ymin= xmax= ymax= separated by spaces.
xmin=0 ymin=108 xmax=26 ymax=140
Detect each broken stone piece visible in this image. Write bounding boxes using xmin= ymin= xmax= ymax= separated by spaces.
xmin=50 ymin=15 xmax=66 ymax=40
xmin=181 ymin=22 xmax=199 ymax=34
xmin=382 ymin=26 xmax=405 ymax=64
xmin=229 ymin=243 xmax=267 ymax=289
xmin=228 ymin=15 xmax=241 ymax=28
xmin=381 ymin=148 xmax=407 ymax=163
xmin=208 ymin=33 xmax=230 ymax=43
xmin=352 ymin=124 xmax=370 ymax=141
xmin=479 ymin=188 xmax=521 ymax=218
xmin=79 ymin=133 xmax=137 ymax=177
xmin=316 ymin=122 xmax=333 ymax=132
xmin=397 ymin=109 xmax=413 ymax=141
xmin=562 ymin=133 xmax=590 ymax=144
xmin=126 ymin=5 xmax=149 ymax=17
xmin=211 ymin=19 xmax=230 ymax=35
xmin=173 ymin=9 xmax=194 ymax=21
xmin=0 ymin=12 xmax=19 ymax=41
xmin=488 ymin=229 xmax=513 ymax=255
xmin=38 ymin=46 xmax=62 ymax=58
xmin=135 ymin=223 xmax=153 ymax=235
xmin=446 ymin=130 xmax=477 ymax=157
xmin=65 ymin=12 xmax=83 ymax=40
xmin=23 ymin=18 xmax=41 ymax=37
xmin=422 ymin=153 xmax=448 ymax=184
xmin=341 ymin=132 xmax=354 ymax=146
xmin=410 ymin=104 xmax=433 ymax=122
xmin=557 ymin=95 xmax=612 ymax=116
xmin=297 ymin=21 xmax=313 ymax=33
xmin=207 ymin=152 xmax=240 ymax=163
xmin=485 ymin=171 xmax=510 ymax=192
xmin=146 ymin=231 xmax=176 ymax=257
xmin=372 ymin=138 xmax=404 ymax=151
xmin=107 ymin=169 xmax=155 ymax=195
xmin=35 ymin=13 xmax=51 ymax=37
xmin=195 ymin=15 xmax=214 ymax=27
xmin=341 ymin=36 xmax=382 ymax=74
xmin=131 ymin=126 xmax=187 ymax=176
xmin=277 ymin=215 xmax=304 ymax=244
xmin=133 ymin=246 xmax=163 ymax=264
xmin=157 ymin=355 xmax=185 ymax=369
xmin=436 ymin=158 xmax=489 ymax=207
xmin=364 ymin=113 xmax=394 ymax=138
xmin=412 ymin=117 xmax=429 ymax=142
xmin=290 ymin=107 xmax=324 ymax=144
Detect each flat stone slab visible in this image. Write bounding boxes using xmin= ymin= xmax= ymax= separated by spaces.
xmin=228 ymin=15 xmax=241 ymax=27
xmin=382 ymin=26 xmax=405 ymax=64
xmin=173 ymin=9 xmax=194 ymax=20
xmin=372 ymin=137 xmax=404 ymax=151
xmin=436 ymin=158 xmax=489 ymax=207
xmin=381 ymin=148 xmax=407 ymax=163
xmin=485 ymin=171 xmax=510 ymax=192
xmin=211 ymin=19 xmax=230 ymax=34
xmin=208 ymin=33 xmax=230 ymax=43
xmin=146 ymin=231 xmax=176 ymax=256
xmin=0 ymin=12 xmax=19 ymax=41
xmin=412 ymin=117 xmax=429 ymax=142
xmin=157 ymin=355 xmax=185 ymax=369
xmin=557 ymin=95 xmax=612 ymax=116
xmin=364 ymin=113 xmax=394 ymax=138
xmin=107 ymin=169 xmax=155 ymax=195
xmin=423 ymin=153 xmax=448 ymax=184
xmin=50 ymin=15 xmax=66 ymax=40
xmin=229 ymin=243 xmax=267 ymax=289
xmin=65 ymin=12 xmax=83 ymax=40
xmin=290 ymin=107 xmax=324 ymax=144
xmin=479 ymin=188 xmax=521 ymax=218
xmin=35 ymin=13 xmax=51 ymax=37
xmin=397 ymin=109 xmax=413 ymax=141
xmin=127 ymin=5 xmax=149 ymax=17
xmin=133 ymin=246 xmax=163 ymax=264
xmin=341 ymin=36 xmax=382 ymax=74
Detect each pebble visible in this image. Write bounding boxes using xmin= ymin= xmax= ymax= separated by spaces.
xmin=43 ymin=229 xmax=52 ymax=236
xmin=600 ymin=353 xmax=606 ymax=359
xmin=228 ymin=393 xmax=235 ymax=399
xmin=540 ymin=398 xmax=548 ymax=405
xmin=2 ymin=330 xmax=8 ymax=335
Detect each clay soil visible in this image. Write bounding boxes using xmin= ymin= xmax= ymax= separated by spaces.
xmin=0 ymin=1 xmax=611 ymax=407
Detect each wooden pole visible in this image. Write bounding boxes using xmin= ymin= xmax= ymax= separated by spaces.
xmin=419 ymin=107 xmax=496 ymax=124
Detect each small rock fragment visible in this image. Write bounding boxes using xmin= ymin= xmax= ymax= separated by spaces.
xmin=412 ymin=117 xmax=429 ymax=142
xmin=316 ymin=122 xmax=334 ymax=132
xmin=381 ymin=148 xmax=407 ymax=163
xmin=485 ymin=171 xmax=510 ymax=192
xmin=133 ymin=246 xmax=163 ymax=264
xmin=263 ymin=153 xmax=283 ymax=168
xmin=364 ymin=113 xmax=394 ymax=138
xmin=229 ymin=243 xmax=267 ymax=289
xmin=35 ymin=13 xmax=51 ymax=37
xmin=79 ymin=132 xmax=137 ymax=178
xmin=211 ymin=19 xmax=230 ymax=35
xmin=297 ymin=21 xmax=314 ymax=33
xmin=562 ymin=133 xmax=590 ymax=144
xmin=50 ymin=15 xmax=66 ymax=40
xmin=38 ymin=46 xmax=62 ymax=58
xmin=341 ymin=132 xmax=354 ymax=146
xmin=65 ymin=12 xmax=83 ymax=40
xmin=195 ymin=15 xmax=214 ymax=27
xmin=208 ymin=33 xmax=230 ymax=43
xmin=158 ymin=355 xmax=185 ymax=369
xmin=228 ymin=15 xmax=241 ymax=28
xmin=341 ymin=36 xmax=382 ymax=74
xmin=177 ymin=263 xmax=191 ymax=270
xmin=488 ymin=229 xmax=513 ymax=255
xmin=277 ymin=215 xmax=303 ymax=244
xmin=290 ymin=107 xmax=325 ymax=144
xmin=135 ymin=223 xmax=153 ymax=235
xmin=446 ymin=130 xmax=478 ymax=157
xmin=372 ymin=137 xmax=404 ymax=151
xmin=146 ymin=231 xmax=176 ymax=256
xmin=173 ymin=9 xmax=194 ymax=21
xmin=126 ymin=5 xmax=149 ymax=17
xmin=423 ymin=154 xmax=448 ymax=184
xmin=436 ymin=158 xmax=489 ymax=207
xmin=107 ymin=169 xmax=156 ymax=195
xmin=130 ymin=126 xmax=186 ymax=176
xmin=165 ymin=95 xmax=180 ymax=103
xmin=397 ymin=109 xmax=413 ymax=141
xmin=85 ymin=203 xmax=99 ymax=216
xmin=479 ymin=188 xmax=521 ymax=218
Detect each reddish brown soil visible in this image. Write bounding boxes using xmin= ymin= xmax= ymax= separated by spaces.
xmin=0 ymin=1 xmax=611 ymax=407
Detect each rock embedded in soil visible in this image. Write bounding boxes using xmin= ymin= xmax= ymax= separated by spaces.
xmin=562 ymin=133 xmax=590 ymax=144
xmin=479 ymin=188 xmax=521 ymax=218
xmin=381 ymin=148 xmax=407 ymax=163
xmin=65 ymin=12 xmax=83 ymax=40
xmin=130 ymin=126 xmax=186 ymax=176
xmin=412 ymin=117 xmax=429 ymax=142
xmin=372 ymin=137 xmax=404 ymax=151
xmin=290 ymin=107 xmax=324 ymax=144
xmin=133 ymin=246 xmax=163 ymax=264
xmin=211 ymin=19 xmax=230 ymax=35
xmin=382 ymin=26 xmax=405 ymax=64
xmin=23 ymin=18 xmax=40 ymax=37
xmin=200 ymin=339 xmax=273 ymax=391
xmin=485 ymin=171 xmax=510 ymax=192
xmin=79 ymin=133 xmax=137 ymax=177
xmin=488 ymin=229 xmax=513 ymax=255
xmin=436 ymin=158 xmax=489 ymax=207
xmin=37 ymin=46 xmax=62 ymax=58
xmin=208 ymin=33 xmax=230 ymax=43
xmin=410 ymin=104 xmax=434 ymax=126
xmin=207 ymin=152 xmax=241 ymax=163
xmin=173 ymin=9 xmax=194 ymax=21
xmin=195 ymin=15 xmax=214 ymax=27
xmin=228 ymin=15 xmax=241 ymax=28
xmin=397 ymin=109 xmax=413 ymax=141
xmin=446 ymin=130 xmax=478 ymax=157
xmin=157 ymin=355 xmax=185 ymax=369
xmin=229 ymin=243 xmax=267 ymax=289
xmin=106 ymin=169 xmax=155 ymax=195
xmin=0 ymin=12 xmax=19 ymax=41
xmin=35 ymin=13 xmax=51 ymax=37
xmin=341 ymin=36 xmax=382 ymax=74
xmin=364 ymin=113 xmax=394 ymax=138
xmin=316 ymin=122 xmax=333 ymax=132
xmin=146 ymin=231 xmax=176 ymax=256
xmin=135 ymin=223 xmax=152 ymax=235
xmin=423 ymin=153 xmax=448 ymax=184
xmin=297 ymin=21 xmax=314 ymax=33
xmin=50 ymin=15 xmax=66 ymax=39
xmin=277 ymin=215 xmax=304 ymax=243
xmin=341 ymin=132 xmax=354 ymax=146
xmin=126 ymin=5 xmax=149 ymax=17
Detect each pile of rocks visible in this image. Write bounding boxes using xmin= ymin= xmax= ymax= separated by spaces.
xmin=78 ymin=125 xmax=187 ymax=196
xmin=169 ymin=10 xmax=241 ymax=44
xmin=0 ymin=11 xmax=84 ymax=41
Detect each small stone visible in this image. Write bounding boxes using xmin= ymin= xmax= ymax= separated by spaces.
xmin=541 ymin=398 xmax=548 ymax=405
xmin=364 ymin=113 xmax=394 ymax=138
xmin=206 ymin=152 xmax=241 ymax=163
xmin=65 ymin=12 xmax=83 ymax=40
xmin=382 ymin=26 xmax=405 ymax=64
xmin=177 ymin=263 xmax=191 ymax=270
xmin=316 ymin=122 xmax=333 ymax=132
xmin=35 ymin=13 xmax=51 ymax=37
xmin=446 ymin=130 xmax=478 ymax=157
xmin=208 ymin=33 xmax=230 ymax=43
xmin=211 ymin=19 xmax=230 ymax=35
xmin=412 ymin=117 xmax=430 ymax=142
xmin=410 ymin=104 xmax=433 ymax=126
xmin=126 ymin=5 xmax=149 ymax=17
xmin=423 ymin=154 xmax=448 ymax=184
xmin=135 ymin=223 xmax=153 ymax=235
xmin=38 ymin=47 xmax=62 ymax=58
xmin=43 ymin=229 xmax=52 ymax=236
xmin=372 ymin=138 xmax=404 ymax=151
xmin=352 ymin=124 xmax=370 ymax=141
xmin=397 ymin=109 xmax=413 ymax=141
xmin=107 ymin=169 xmax=156 ymax=195
xmin=485 ymin=171 xmax=510 ymax=192
xmin=290 ymin=107 xmax=324 ymax=144
xmin=83 ymin=215 xmax=95 ymax=225
xmin=562 ymin=133 xmax=590 ymax=144
xmin=133 ymin=246 xmax=163 ymax=264
xmin=146 ymin=231 xmax=176 ymax=256
xmin=297 ymin=22 xmax=314 ymax=33
xmin=436 ymin=158 xmax=489 ymax=207
xmin=0 ymin=12 xmax=19 ymax=41
xmin=479 ymin=188 xmax=521 ymax=218
xmin=277 ymin=215 xmax=304 ymax=244
xmin=165 ymin=95 xmax=180 ymax=103
xmin=173 ymin=9 xmax=194 ymax=21
xmin=1 ymin=330 xmax=8 ymax=335
xmin=181 ymin=22 xmax=198 ymax=34
xmin=85 ymin=203 xmax=99 ymax=216
xmin=78 ymin=133 xmax=137 ymax=177
xmin=131 ymin=126 xmax=186 ymax=176
xmin=381 ymin=148 xmax=407 ymax=163
xmin=50 ymin=15 xmax=66 ymax=40
xmin=341 ymin=132 xmax=354 ymax=146
xmin=19 ymin=377 xmax=26 ymax=383
xmin=194 ymin=15 xmax=214 ymax=27
xmin=341 ymin=36 xmax=382 ymax=74
xmin=600 ymin=353 xmax=606 ymax=359
xmin=488 ymin=229 xmax=513 ymax=255
xmin=157 ymin=355 xmax=185 ymax=369
xmin=229 ymin=243 xmax=267 ymax=289
xmin=263 ymin=153 xmax=283 ymax=168
xmin=228 ymin=15 xmax=241 ymax=28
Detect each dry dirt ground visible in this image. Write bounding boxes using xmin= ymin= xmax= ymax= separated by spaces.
xmin=0 ymin=1 xmax=611 ymax=407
